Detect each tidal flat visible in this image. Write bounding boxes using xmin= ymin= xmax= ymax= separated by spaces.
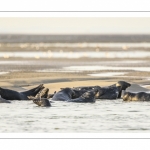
xmin=1 ymin=35 xmax=150 ymax=132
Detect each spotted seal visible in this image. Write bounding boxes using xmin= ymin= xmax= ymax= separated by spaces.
xmin=68 ymin=89 xmax=98 ymax=103
xmin=123 ymin=92 xmax=150 ymax=101
xmin=95 ymin=81 xmax=131 ymax=100
xmin=29 ymin=93 xmax=51 ymax=107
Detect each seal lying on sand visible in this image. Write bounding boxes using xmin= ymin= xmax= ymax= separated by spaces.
xmin=109 ymin=81 xmax=131 ymax=98
xmin=96 ymin=86 xmax=122 ymax=100
xmin=0 ymin=84 xmax=44 ymax=100
xmin=68 ymin=89 xmax=98 ymax=103
xmin=71 ymin=81 xmax=131 ymax=100
xmin=0 ymin=95 xmax=11 ymax=103
xmin=95 ymin=81 xmax=131 ymax=100
xmin=52 ymin=87 xmax=98 ymax=103
xmin=28 ymin=93 xmax=51 ymax=107
xmin=31 ymin=89 xmax=98 ymax=106
xmin=52 ymin=88 xmax=75 ymax=101
xmin=72 ymin=86 xmax=101 ymax=99
xmin=73 ymin=86 xmax=100 ymax=91
xmin=123 ymin=92 xmax=150 ymax=101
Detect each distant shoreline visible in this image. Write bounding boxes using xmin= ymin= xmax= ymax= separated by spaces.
xmin=1 ymin=34 xmax=150 ymax=43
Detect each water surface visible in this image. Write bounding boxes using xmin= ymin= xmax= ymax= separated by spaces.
xmin=1 ymin=99 xmax=150 ymax=132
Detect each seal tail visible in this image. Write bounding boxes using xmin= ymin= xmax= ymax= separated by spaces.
xmin=21 ymin=84 xmax=45 ymax=97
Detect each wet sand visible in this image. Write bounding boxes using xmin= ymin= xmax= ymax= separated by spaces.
xmin=0 ymin=57 xmax=150 ymax=94
xmin=0 ymin=38 xmax=150 ymax=95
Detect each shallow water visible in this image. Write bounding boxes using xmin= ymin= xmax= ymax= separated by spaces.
xmin=64 ymin=66 xmax=150 ymax=72
xmin=1 ymin=99 xmax=150 ymax=132
xmin=88 ymin=72 xmax=126 ymax=77
xmin=1 ymin=51 xmax=150 ymax=59
xmin=4 ymin=42 xmax=150 ymax=48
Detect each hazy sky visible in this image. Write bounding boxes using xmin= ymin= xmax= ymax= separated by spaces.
xmin=0 ymin=17 xmax=150 ymax=34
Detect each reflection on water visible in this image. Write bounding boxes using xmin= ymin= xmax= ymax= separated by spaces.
xmin=0 ymin=72 xmax=9 ymax=75
xmin=4 ymin=42 xmax=150 ymax=48
xmin=64 ymin=66 xmax=150 ymax=72
xmin=88 ymin=72 xmax=126 ymax=77
xmin=1 ymin=51 xmax=150 ymax=58
xmin=1 ymin=100 xmax=150 ymax=132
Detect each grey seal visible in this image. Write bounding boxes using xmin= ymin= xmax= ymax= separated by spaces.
xmin=123 ymin=92 xmax=150 ymax=101
xmin=0 ymin=84 xmax=45 ymax=100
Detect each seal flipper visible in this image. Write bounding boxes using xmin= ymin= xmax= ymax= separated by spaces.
xmin=28 ymin=93 xmax=51 ymax=107
xmin=21 ymin=84 xmax=44 ymax=97
xmin=35 ymin=88 xmax=49 ymax=98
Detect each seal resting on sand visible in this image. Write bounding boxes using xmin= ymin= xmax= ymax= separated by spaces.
xmin=109 ymin=81 xmax=131 ymax=98
xmin=95 ymin=81 xmax=131 ymax=100
xmin=68 ymin=89 xmax=98 ymax=103
xmin=52 ymin=87 xmax=98 ymax=103
xmin=0 ymin=95 xmax=11 ymax=103
xmin=52 ymin=88 xmax=75 ymax=101
xmin=71 ymin=81 xmax=131 ymax=100
xmin=31 ymin=88 xmax=98 ymax=106
xmin=73 ymin=86 xmax=100 ymax=91
xmin=96 ymin=86 xmax=122 ymax=100
xmin=0 ymin=84 xmax=45 ymax=100
xmin=123 ymin=92 xmax=150 ymax=101
xmin=72 ymin=86 xmax=101 ymax=99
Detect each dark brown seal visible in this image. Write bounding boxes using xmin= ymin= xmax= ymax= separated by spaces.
xmin=0 ymin=84 xmax=45 ymax=100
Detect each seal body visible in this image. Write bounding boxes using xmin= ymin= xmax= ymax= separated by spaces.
xmin=52 ymin=88 xmax=98 ymax=103
xmin=29 ymin=91 xmax=51 ymax=107
xmin=0 ymin=88 xmax=26 ymax=100
xmin=113 ymin=81 xmax=131 ymax=98
xmin=98 ymin=81 xmax=131 ymax=99
xmin=73 ymin=86 xmax=100 ymax=91
xmin=52 ymin=88 xmax=75 ymax=101
xmin=0 ymin=84 xmax=44 ymax=100
xmin=72 ymin=81 xmax=131 ymax=100
xmin=72 ymin=86 xmax=101 ymax=99
xmin=123 ymin=92 xmax=150 ymax=101
xmin=68 ymin=89 xmax=98 ymax=103
xmin=32 ymin=97 xmax=51 ymax=107
xmin=96 ymin=86 xmax=122 ymax=100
